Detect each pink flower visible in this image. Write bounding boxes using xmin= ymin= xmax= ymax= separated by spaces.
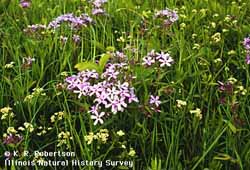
xmin=149 ymin=95 xmax=161 ymax=107
xmin=246 ymin=54 xmax=250 ymax=64
xmin=73 ymin=82 xmax=91 ymax=98
xmin=142 ymin=56 xmax=155 ymax=66
xmin=20 ymin=0 xmax=31 ymax=8
xmin=243 ymin=37 xmax=250 ymax=50
xmin=157 ymin=52 xmax=174 ymax=67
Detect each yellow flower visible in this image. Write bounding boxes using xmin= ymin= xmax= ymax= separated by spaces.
xmin=116 ymin=130 xmax=125 ymax=136
xmin=60 ymin=71 xmax=68 ymax=77
xmin=24 ymin=122 xmax=34 ymax=132
xmin=4 ymin=62 xmax=15 ymax=68
xmin=96 ymin=129 xmax=109 ymax=143
xmin=84 ymin=132 xmax=96 ymax=145
xmin=192 ymin=9 xmax=197 ymax=14
xmin=7 ymin=127 xmax=17 ymax=134
xmin=50 ymin=115 xmax=56 ymax=123
xmin=51 ymin=111 xmax=65 ymax=123
xmin=128 ymin=148 xmax=136 ymax=157
xmin=57 ymin=131 xmax=72 ymax=148
xmin=18 ymin=127 xmax=25 ymax=131
xmin=176 ymin=100 xmax=187 ymax=108
xmin=199 ymin=9 xmax=208 ymax=15
xmin=190 ymin=108 xmax=202 ymax=120
xmin=180 ymin=23 xmax=186 ymax=30
xmin=192 ymin=43 xmax=200 ymax=50
xmin=0 ymin=107 xmax=12 ymax=114
xmin=214 ymin=58 xmax=222 ymax=63
xmin=228 ymin=77 xmax=237 ymax=84
xmin=0 ymin=107 xmax=14 ymax=120
xmin=228 ymin=50 xmax=236 ymax=55
xmin=117 ymin=36 xmax=125 ymax=42
xmin=211 ymin=22 xmax=216 ymax=28
xmin=192 ymin=34 xmax=197 ymax=39
xmin=211 ymin=32 xmax=221 ymax=43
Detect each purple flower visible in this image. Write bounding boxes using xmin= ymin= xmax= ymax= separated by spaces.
xmin=243 ymin=37 xmax=250 ymax=50
xmin=246 ymin=54 xmax=250 ymax=64
xmin=169 ymin=11 xmax=178 ymax=22
xmin=48 ymin=13 xmax=93 ymax=30
xmin=94 ymin=91 xmax=108 ymax=105
xmin=106 ymin=95 xmax=127 ymax=114
xmin=24 ymin=24 xmax=46 ymax=33
xmin=155 ymin=8 xmax=178 ymax=24
xmin=92 ymin=8 xmax=106 ymax=15
xmin=115 ymin=51 xmax=127 ymax=59
xmin=142 ymin=56 xmax=155 ymax=66
xmin=60 ymin=36 xmax=68 ymax=43
xmin=20 ymin=0 xmax=31 ymax=8
xmin=3 ymin=134 xmax=23 ymax=145
xmin=65 ymin=75 xmax=80 ymax=90
xmin=23 ymin=56 xmax=35 ymax=65
xmin=65 ymin=51 xmax=139 ymax=124
xmin=88 ymin=105 xmax=100 ymax=115
xmin=157 ymin=52 xmax=174 ymax=67
xmin=217 ymin=81 xmax=233 ymax=94
xmin=128 ymin=88 xmax=139 ymax=103
xmin=149 ymin=95 xmax=161 ymax=107
xmin=92 ymin=0 xmax=108 ymax=8
xmin=147 ymin=50 xmax=157 ymax=57
xmin=73 ymin=34 xmax=81 ymax=43
xmin=73 ymin=82 xmax=91 ymax=98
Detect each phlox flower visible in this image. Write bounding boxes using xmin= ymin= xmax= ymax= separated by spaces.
xmin=91 ymin=112 xmax=105 ymax=125
xmin=73 ymin=34 xmax=81 ymax=43
xmin=106 ymin=95 xmax=127 ymax=114
xmin=20 ymin=0 xmax=31 ymax=8
xmin=92 ymin=8 xmax=106 ymax=15
xmin=142 ymin=56 xmax=155 ymax=66
xmin=243 ymin=37 xmax=250 ymax=50
xmin=157 ymin=52 xmax=174 ymax=67
xmin=73 ymin=82 xmax=91 ymax=98
xmin=246 ymin=54 xmax=250 ymax=64
xmin=65 ymin=75 xmax=80 ymax=90
xmin=92 ymin=0 xmax=108 ymax=8
xmin=149 ymin=95 xmax=161 ymax=107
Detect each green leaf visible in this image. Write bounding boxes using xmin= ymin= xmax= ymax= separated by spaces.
xmin=106 ymin=46 xmax=116 ymax=52
xmin=213 ymin=153 xmax=231 ymax=161
xmin=99 ymin=53 xmax=111 ymax=72
xmin=227 ymin=121 xmax=237 ymax=134
xmin=74 ymin=62 xmax=100 ymax=72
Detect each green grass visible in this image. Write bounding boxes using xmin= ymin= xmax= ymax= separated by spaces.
xmin=1 ymin=0 xmax=250 ymax=169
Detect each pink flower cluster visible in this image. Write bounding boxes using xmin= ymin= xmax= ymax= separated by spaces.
xmin=142 ymin=50 xmax=174 ymax=67
xmin=243 ymin=37 xmax=250 ymax=64
xmin=3 ymin=134 xmax=23 ymax=145
xmin=65 ymin=53 xmax=139 ymax=125
xmin=24 ymin=14 xmax=93 ymax=37
xmin=91 ymin=0 xmax=108 ymax=15
xmin=48 ymin=13 xmax=93 ymax=30
xmin=155 ymin=8 xmax=178 ymax=27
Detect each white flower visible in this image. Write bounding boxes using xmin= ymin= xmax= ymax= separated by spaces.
xmin=156 ymin=52 xmax=174 ymax=67
xmin=91 ymin=112 xmax=105 ymax=125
